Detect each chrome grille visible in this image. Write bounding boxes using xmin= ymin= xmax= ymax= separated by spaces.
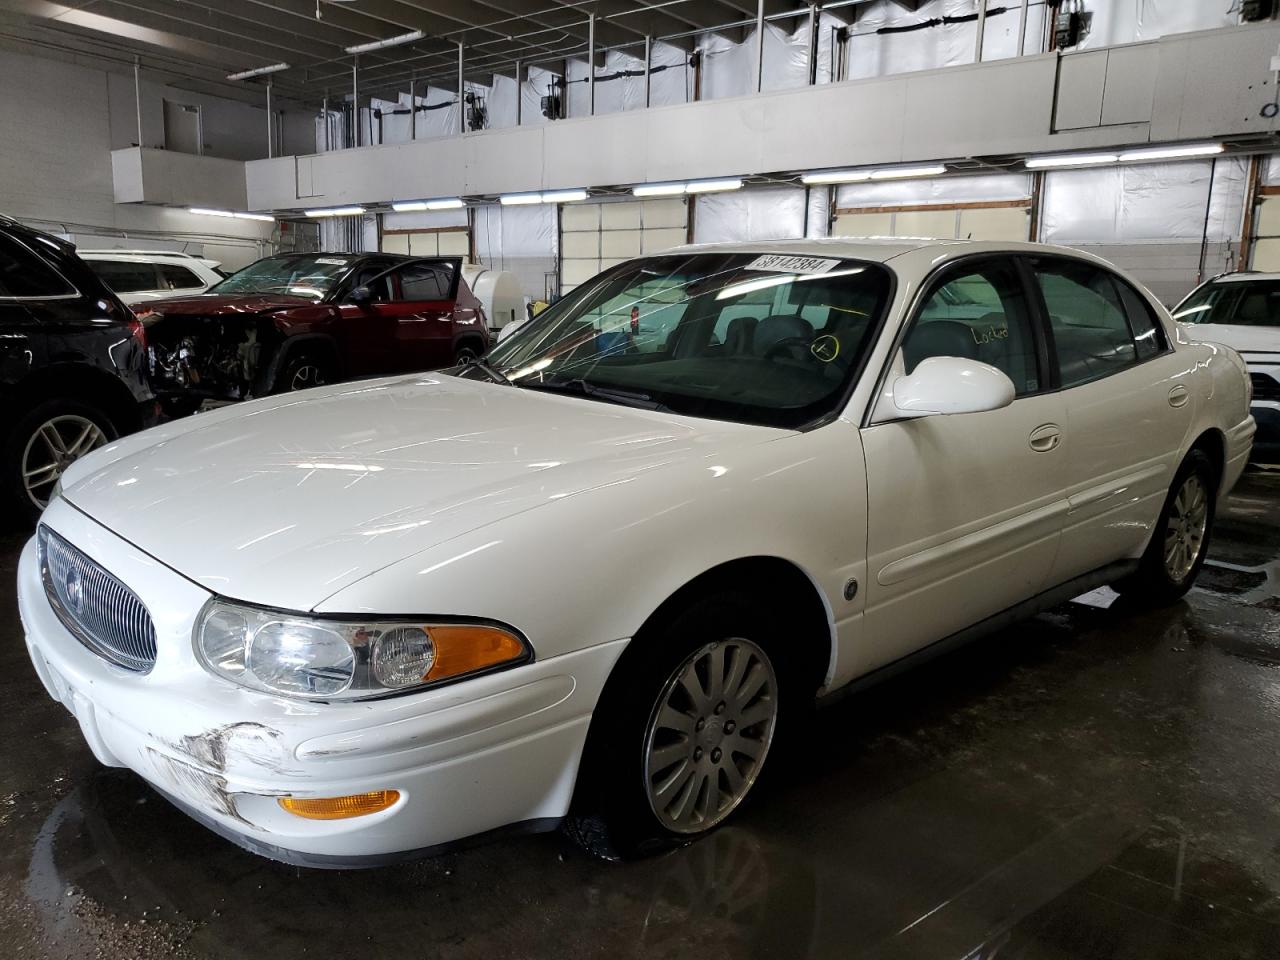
xmin=38 ymin=525 xmax=157 ymax=673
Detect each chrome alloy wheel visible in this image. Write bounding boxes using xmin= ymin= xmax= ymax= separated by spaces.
xmin=289 ymin=364 xmax=325 ymax=391
xmin=643 ymin=639 xmax=778 ymax=834
xmin=1164 ymin=473 xmax=1209 ymax=582
xmin=22 ymin=415 xmax=107 ymax=509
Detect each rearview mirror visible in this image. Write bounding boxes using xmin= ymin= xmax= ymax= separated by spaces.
xmin=890 ymin=356 xmax=1016 ymax=418
xmin=347 ymin=285 xmax=372 ymax=304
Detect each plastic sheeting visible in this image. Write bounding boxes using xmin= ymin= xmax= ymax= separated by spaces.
xmin=693 ymin=186 xmax=808 ymax=243
xmin=835 ymin=172 xmax=1032 ymax=208
xmin=472 ymin=203 xmax=557 ymax=300
xmin=564 ymin=42 xmax=693 ymax=117
xmin=1040 ymin=158 xmax=1247 ymax=244
xmin=521 ymin=66 xmax=561 ymax=126
xmin=382 ymin=208 xmax=469 ymax=232
xmin=700 ymin=12 xmax=844 ymax=102
xmin=1077 ymin=0 xmax=1236 ymax=50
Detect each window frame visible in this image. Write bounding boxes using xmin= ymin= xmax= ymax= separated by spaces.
xmin=1019 ymin=252 xmax=1173 ymax=391
xmin=0 ymin=235 xmax=80 ymax=302
xmin=391 ymin=258 xmax=461 ymax=303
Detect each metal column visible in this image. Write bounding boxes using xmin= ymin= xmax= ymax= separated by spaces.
xmin=409 ymin=71 xmax=416 ymax=141
xmin=458 ymin=42 xmax=465 ymax=133
xmin=807 ymin=4 xmax=819 ymax=85
xmin=266 ymin=78 xmax=274 ymax=158
xmin=975 ymin=0 xmax=988 ymax=63
xmin=644 ymin=36 xmax=652 ymax=107
xmin=755 ymin=0 xmax=766 ymax=92
xmin=1017 ymin=0 xmax=1030 ymax=56
xmin=352 ymin=56 xmax=359 ymax=147
xmin=515 ymin=60 xmax=523 ymax=125
xmin=133 ymin=57 xmax=143 ymax=148
xmin=587 ymin=14 xmax=596 ymax=115
xmin=322 ymin=93 xmax=330 ymax=152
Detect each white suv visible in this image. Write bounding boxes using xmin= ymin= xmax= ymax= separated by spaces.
xmin=79 ymin=250 xmax=224 ymax=306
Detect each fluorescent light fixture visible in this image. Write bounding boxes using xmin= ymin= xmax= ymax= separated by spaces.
xmin=632 ymin=178 xmax=742 ymax=197
xmin=304 ymin=206 xmax=366 ymax=217
xmin=802 ymin=169 xmax=873 ymax=185
xmin=868 ymin=164 xmax=948 ymax=181
xmin=685 ymin=178 xmax=743 ymax=194
xmin=188 ymin=208 xmax=275 ymax=222
xmin=391 ymin=198 xmax=465 ymax=212
xmin=633 ymin=182 xmax=688 ymax=197
xmin=227 ymin=62 xmax=290 ymax=81
xmin=1119 ymin=143 xmax=1225 ymax=163
xmin=345 ymin=30 xmax=425 ymax=55
xmin=1025 ymin=152 xmax=1119 ymax=169
xmin=500 ymin=190 xmax=588 ymax=205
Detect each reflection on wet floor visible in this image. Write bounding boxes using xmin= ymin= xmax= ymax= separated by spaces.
xmin=1 ymin=469 xmax=1278 ymax=959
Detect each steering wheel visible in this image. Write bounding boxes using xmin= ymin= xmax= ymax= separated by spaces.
xmin=762 ymin=336 xmax=817 ymax=362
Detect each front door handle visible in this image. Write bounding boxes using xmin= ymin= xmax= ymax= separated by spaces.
xmin=1029 ymin=423 xmax=1062 ymax=453
xmin=1168 ymin=384 xmax=1190 ymax=408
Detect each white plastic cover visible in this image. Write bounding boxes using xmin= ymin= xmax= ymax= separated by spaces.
xmin=1040 ymin=158 xmax=1246 ymax=244
xmin=693 ymin=186 xmax=808 ymax=243
xmin=563 ymin=43 xmax=695 ymax=117
xmin=1264 ymin=154 xmax=1280 ymax=185
xmin=521 ymin=66 xmax=561 ymax=126
xmin=836 ymin=173 xmax=1032 ymax=208
xmin=473 ymin=203 xmax=556 ymax=300
xmin=382 ymin=209 xmax=469 ymax=231
xmin=1077 ymin=0 xmax=1236 ymax=49
xmin=487 ymin=74 xmax=519 ymax=130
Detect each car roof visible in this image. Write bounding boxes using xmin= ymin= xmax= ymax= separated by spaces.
xmin=81 ymin=252 xmax=208 ymax=262
xmin=660 ymin=237 xmax=1108 ymax=265
xmin=1205 ymin=271 xmax=1280 ymax=283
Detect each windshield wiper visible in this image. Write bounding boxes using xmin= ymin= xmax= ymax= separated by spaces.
xmin=463 ymin=356 xmax=513 ymax=385
xmin=522 ymin=377 xmax=669 ymax=411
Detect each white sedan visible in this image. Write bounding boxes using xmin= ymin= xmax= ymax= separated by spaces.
xmin=18 ymin=239 xmax=1254 ymax=867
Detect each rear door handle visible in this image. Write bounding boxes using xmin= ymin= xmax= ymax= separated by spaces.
xmin=1168 ymin=384 xmax=1190 ymax=408
xmin=1029 ymin=423 xmax=1062 ymax=453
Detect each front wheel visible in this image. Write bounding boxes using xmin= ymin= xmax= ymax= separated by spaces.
xmin=4 ymin=399 xmax=115 ymax=522
xmin=1114 ymin=449 xmax=1216 ymax=605
xmin=275 ymin=353 xmax=332 ymax=393
xmin=452 ymin=341 xmax=483 ymax=366
xmin=565 ymin=593 xmax=785 ymax=860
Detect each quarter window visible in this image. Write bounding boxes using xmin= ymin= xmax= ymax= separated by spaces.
xmin=1033 ymin=260 xmax=1140 ymax=388
xmin=0 ymin=237 xmax=76 ymax=299
xmin=1216 ymin=280 xmax=1280 ymax=327
xmin=904 ymin=260 xmax=1042 ymax=396
xmin=158 ymin=263 xmax=204 ymax=290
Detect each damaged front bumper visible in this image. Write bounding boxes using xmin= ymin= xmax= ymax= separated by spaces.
xmin=18 ymin=500 xmax=625 ymax=868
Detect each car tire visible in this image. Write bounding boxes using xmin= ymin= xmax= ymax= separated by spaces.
xmin=565 ymin=591 xmax=790 ymax=860
xmin=1113 ymin=448 xmax=1217 ymax=606
xmin=453 ymin=341 xmax=483 ymax=366
xmin=275 ymin=353 xmax=332 ymax=394
xmin=3 ymin=398 xmax=116 ymax=524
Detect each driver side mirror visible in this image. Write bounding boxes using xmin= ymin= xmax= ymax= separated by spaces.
xmin=347 ymin=284 xmax=373 ymax=305
xmin=887 ymin=356 xmax=1016 ymax=418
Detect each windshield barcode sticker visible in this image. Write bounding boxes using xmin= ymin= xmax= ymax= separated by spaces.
xmin=315 ymin=258 xmax=349 ymax=266
xmin=744 ymin=255 xmax=841 ymax=275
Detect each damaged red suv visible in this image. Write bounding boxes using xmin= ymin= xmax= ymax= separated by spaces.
xmin=140 ymin=253 xmax=489 ymax=412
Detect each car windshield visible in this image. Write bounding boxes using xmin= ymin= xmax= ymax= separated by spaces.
xmin=476 ymin=253 xmax=893 ymax=429
xmin=210 ymin=255 xmax=355 ymax=300
xmin=1173 ymin=278 xmax=1280 ymax=327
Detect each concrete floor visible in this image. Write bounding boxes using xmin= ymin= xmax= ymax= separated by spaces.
xmin=1 ymin=471 xmax=1279 ymax=960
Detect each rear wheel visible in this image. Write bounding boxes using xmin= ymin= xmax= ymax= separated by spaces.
xmin=4 ymin=399 xmax=115 ymax=522
xmin=565 ymin=592 xmax=786 ymax=860
xmin=1114 ymin=449 xmax=1216 ymax=605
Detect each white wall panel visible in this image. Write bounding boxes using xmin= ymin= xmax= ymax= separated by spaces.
xmin=1078 ymin=0 xmax=1236 ymax=49
xmin=693 ymin=186 xmax=806 ymax=243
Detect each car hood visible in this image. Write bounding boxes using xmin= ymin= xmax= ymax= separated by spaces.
xmin=62 ymin=374 xmax=785 ymax=611
xmin=1181 ymin=323 xmax=1280 ymax=355
xmin=138 ymin=293 xmax=315 ymax=317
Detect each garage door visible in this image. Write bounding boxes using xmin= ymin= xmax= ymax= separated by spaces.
xmin=382 ymin=228 xmax=471 ymax=258
xmin=833 ymin=202 xmax=1031 ymax=242
xmin=560 ymin=198 xmax=688 ymax=293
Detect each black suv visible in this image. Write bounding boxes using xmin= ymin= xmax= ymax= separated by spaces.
xmin=0 ymin=219 xmax=154 ymax=521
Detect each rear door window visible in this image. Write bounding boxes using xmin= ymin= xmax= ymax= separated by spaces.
xmin=1032 ymin=259 xmax=1140 ymax=388
xmin=397 ymin=262 xmax=456 ymax=301
xmin=157 ymin=263 xmax=205 ymax=290
xmin=0 ymin=237 xmax=77 ymax=299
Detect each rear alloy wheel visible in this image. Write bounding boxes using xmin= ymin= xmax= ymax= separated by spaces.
xmin=643 ymin=639 xmax=778 ymax=834
xmin=1114 ymin=448 xmax=1217 ymax=605
xmin=4 ymin=399 xmax=115 ymax=521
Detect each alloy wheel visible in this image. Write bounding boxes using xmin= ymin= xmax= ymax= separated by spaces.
xmin=643 ymin=638 xmax=778 ymax=834
xmin=22 ymin=415 xmax=108 ymax=509
xmin=1164 ymin=473 xmax=1208 ymax=582
xmin=289 ymin=364 xmax=325 ymax=391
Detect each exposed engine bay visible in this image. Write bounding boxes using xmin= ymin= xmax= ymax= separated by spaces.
xmin=144 ymin=315 xmax=274 ymax=404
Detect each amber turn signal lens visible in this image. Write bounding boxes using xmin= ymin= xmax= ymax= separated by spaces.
xmin=278 ymin=790 xmax=400 ymax=820
xmin=425 ymin=625 xmax=527 ymax=681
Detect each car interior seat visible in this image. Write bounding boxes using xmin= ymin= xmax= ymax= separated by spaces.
xmin=754 ymin=314 xmax=814 ymax=357
xmin=903 ymin=319 xmax=978 ymax=372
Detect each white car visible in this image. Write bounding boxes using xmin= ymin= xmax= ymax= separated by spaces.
xmin=80 ymin=250 xmax=224 ymax=305
xmin=1173 ymin=271 xmax=1280 ymax=461
xmin=18 ymin=240 xmax=1254 ymax=867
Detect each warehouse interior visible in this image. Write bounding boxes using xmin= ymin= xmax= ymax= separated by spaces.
xmin=2 ymin=0 xmax=1280 ymax=957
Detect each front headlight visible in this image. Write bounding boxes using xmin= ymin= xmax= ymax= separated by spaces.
xmin=195 ymin=599 xmax=530 ymax=701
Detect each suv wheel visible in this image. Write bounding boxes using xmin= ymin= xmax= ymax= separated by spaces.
xmin=5 ymin=399 xmax=115 ymax=521
xmin=565 ymin=591 xmax=785 ymax=860
xmin=276 ymin=354 xmax=331 ymax=393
